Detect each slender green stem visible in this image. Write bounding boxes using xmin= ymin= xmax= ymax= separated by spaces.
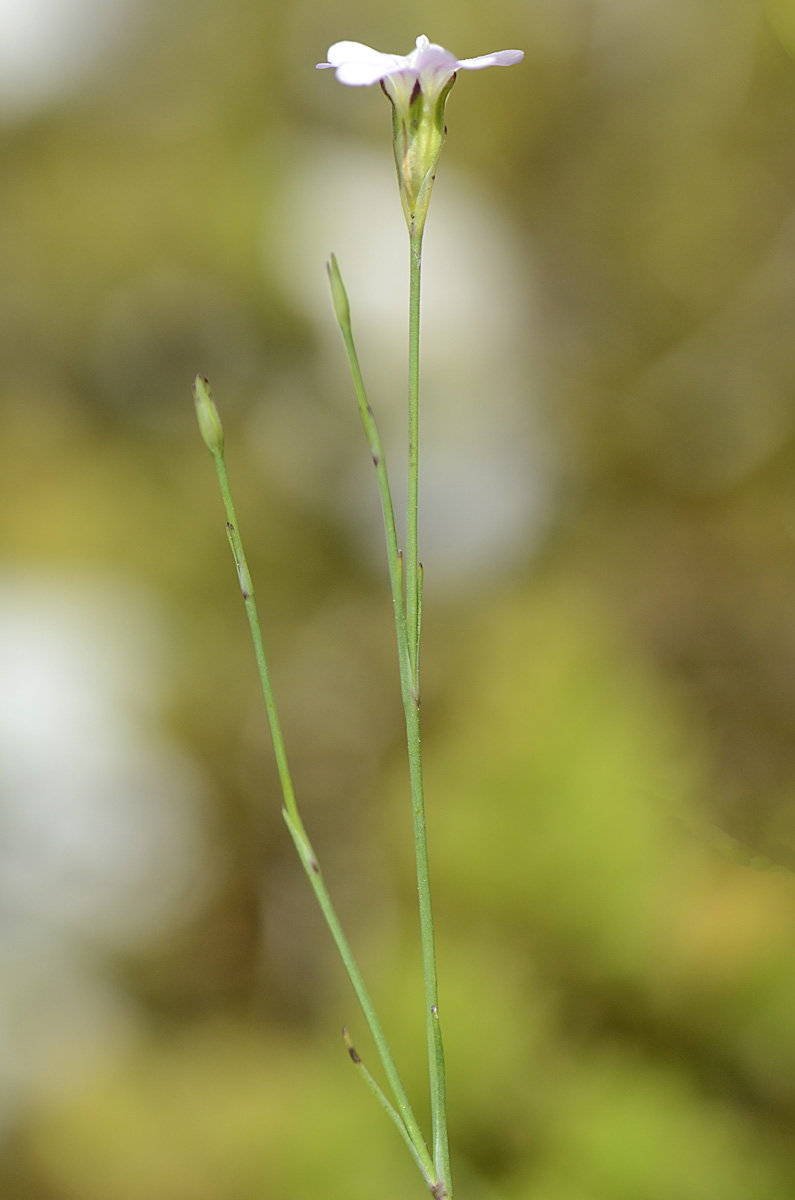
xmin=342 ymin=1028 xmax=434 ymax=1189
xmin=405 ymin=232 xmax=451 ymax=1197
xmin=404 ymin=678 xmax=450 ymax=1193
xmin=328 ymin=257 xmax=413 ymax=711
xmin=329 ymin=252 xmax=451 ymax=1198
xmin=406 ymin=231 xmax=423 ymax=691
xmin=207 ymin=445 xmax=434 ymax=1183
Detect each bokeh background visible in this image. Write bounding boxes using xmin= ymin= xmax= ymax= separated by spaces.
xmin=3 ymin=1 xmax=795 ymax=1197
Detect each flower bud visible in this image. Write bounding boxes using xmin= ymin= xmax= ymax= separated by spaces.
xmin=327 ymin=253 xmax=352 ymax=336
xmin=192 ymin=374 xmax=224 ymax=457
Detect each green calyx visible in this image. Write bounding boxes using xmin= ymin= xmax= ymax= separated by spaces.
xmin=383 ymin=73 xmax=456 ymax=239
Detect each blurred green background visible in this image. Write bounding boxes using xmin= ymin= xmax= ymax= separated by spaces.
xmin=3 ymin=1 xmax=795 ymax=1197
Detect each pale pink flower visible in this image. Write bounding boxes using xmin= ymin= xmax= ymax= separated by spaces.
xmin=317 ymin=34 xmax=523 ymax=108
xmin=317 ymin=35 xmax=524 ymax=238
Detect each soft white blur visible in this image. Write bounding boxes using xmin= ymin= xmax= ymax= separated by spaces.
xmin=0 ymin=0 xmax=141 ymax=121
xmin=263 ymin=136 xmax=553 ymax=588
xmin=0 ymin=570 xmax=214 ymax=1123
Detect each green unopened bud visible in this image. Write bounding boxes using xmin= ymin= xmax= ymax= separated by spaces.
xmin=327 ymin=254 xmax=352 ymax=336
xmin=192 ymin=374 xmax=224 ymax=456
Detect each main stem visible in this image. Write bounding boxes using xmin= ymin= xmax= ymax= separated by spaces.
xmin=405 ymin=229 xmax=452 ymax=1196
xmin=405 ymin=231 xmax=423 ymax=689
xmin=330 ymin=247 xmax=451 ymax=1196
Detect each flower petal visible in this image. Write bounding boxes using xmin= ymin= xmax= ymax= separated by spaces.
xmin=316 ymin=40 xmax=406 ymax=86
xmin=409 ymin=39 xmax=460 ymax=74
xmin=455 ymin=48 xmax=525 ymax=70
xmin=317 ymin=37 xmax=525 ymax=89
xmin=323 ymin=40 xmax=386 ymax=66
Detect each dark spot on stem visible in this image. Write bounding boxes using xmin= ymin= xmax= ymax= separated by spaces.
xmin=241 ymin=589 xmax=249 ymax=601
xmin=309 ymin=857 xmax=320 ymax=875
xmin=372 ymin=453 xmax=380 ymax=467
xmin=348 ymin=1044 xmax=361 ymax=1064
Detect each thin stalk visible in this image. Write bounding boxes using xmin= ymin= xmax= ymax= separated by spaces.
xmin=329 ymin=251 xmax=451 ymax=1196
xmin=405 ymin=232 xmax=451 ymax=1196
xmin=404 ymin=676 xmax=450 ymax=1193
xmin=342 ymin=1028 xmax=434 ymax=1189
xmin=406 ymin=230 xmax=423 ymax=690
xmin=207 ymin=445 xmax=434 ymax=1183
xmin=328 ymin=257 xmax=413 ymax=709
